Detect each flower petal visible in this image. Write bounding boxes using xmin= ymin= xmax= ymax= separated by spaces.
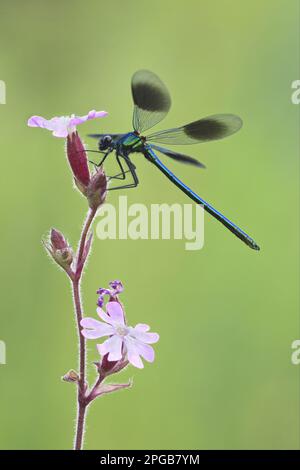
xmin=131 ymin=326 xmax=159 ymax=344
xmin=127 ymin=350 xmax=144 ymax=369
xmin=52 ymin=127 xmax=69 ymax=138
xmin=134 ymin=323 xmax=150 ymax=332
xmin=80 ymin=317 xmax=114 ymax=339
xmin=71 ymin=110 xmax=108 ymax=126
xmin=27 ymin=116 xmax=49 ymax=128
xmin=48 ymin=117 xmax=65 ymax=130
xmin=124 ymin=337 xmax=145 ymax=369
xmin=106 ymin=302 xmax=125 ymax=325
xmin=87 ymin=110 xmax=108 ymax=119
xmin=48 ymin=117 xmax=70 ymax=137
xmin=134 ymin=341 xmax=155 ymax=363
xmin=97 ymin=306 xmax=114 ymax=325
xmin=69 ymin=116 xmax=86 ymax=126
xmin=97 ymin=335 xmax=123 ymax=361
xmin=28 ymin=110 xmax=107 ymax=138
xmin=80 ymin=317 xmax=102 ymax=329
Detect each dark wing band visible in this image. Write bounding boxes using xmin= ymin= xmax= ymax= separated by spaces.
xmin=150 ymin=144 xmax=205 ymax=168
xmin=147 ymin=114 xmax=242 ymax=144
xmin=132 ymin=70 xmax=171 ymax=132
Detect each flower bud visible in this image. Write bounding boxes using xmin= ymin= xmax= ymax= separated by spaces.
xmin=74 ymin=177 xmax=88 ymax=196
xmin=86 ymin=167 xmax=107 ymax=210
xmin=62 ymin=369 xmax=79 ymax=383
xmin=109 ymin=280 xmax=123 ymax=293
xmin=44 ymin=228 xmax=74 ymax=271
xmin=96 ymin=280 xmax=124 ymax=309
xmin=54 ymin=248 xmax=73 ymax=267
xmin=99 ymin=354 xmax=118 ymax=375
xmin=51 ymin=228 xmax=67 ymax=250
xmin=66 ymin=131 xmax=90 ymax=190
xmin=97 ymin=354 xmax=128 ymax=378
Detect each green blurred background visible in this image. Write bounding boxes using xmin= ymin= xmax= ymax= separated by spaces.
xmin=0 ymin=0 xmax=299 ymax=450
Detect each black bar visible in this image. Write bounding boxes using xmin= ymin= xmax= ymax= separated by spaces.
xmin=0 ymin=450 xmax=299 ymax=465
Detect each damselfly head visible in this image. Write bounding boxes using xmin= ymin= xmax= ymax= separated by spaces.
xmin=99 ymin=135 xmax=113 ymax=151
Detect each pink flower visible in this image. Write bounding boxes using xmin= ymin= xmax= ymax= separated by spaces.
xmin=80 ymin=302 xmax=159 ymax=369
xmin=27 ymin=110 xmax=108 ymax=138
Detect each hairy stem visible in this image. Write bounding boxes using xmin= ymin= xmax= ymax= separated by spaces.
xmin=72 ymin=278 xmax=86 ymax=450
xmin=72 ymin=207 xmax=97 ymax=450
xmin=86 ymin=375 xmax=104 ymax=404
xmin=77 ymin=208 xmax=96 ymax=275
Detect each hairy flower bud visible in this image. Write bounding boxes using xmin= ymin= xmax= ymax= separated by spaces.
xmin=86 ymin=167 xmax=108 ymax=210
xmin=74 ymin=176 xmax=88 ymax=196
xmin=62 ymin=369 xmax=79 ymax=383
xmin=99 ymin=354 xmax=119 ymax=375
xmin=94 ymin=354 xmax=129 ymax=379
xmin=54 ymin=248 xmax=73 ymax=267
xmin=97 ymin=280 xmax=124 ymax=307
xmin=51 ymin=228 xmax=67 ymax=250
xmin=66 ymin=132 xmax=90 ymax=191
xmin=44 ymin=228 xmax=74 ymax=272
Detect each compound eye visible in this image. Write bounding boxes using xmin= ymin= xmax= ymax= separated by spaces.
xmin=99 ymin=135 xmax=112 ymax=151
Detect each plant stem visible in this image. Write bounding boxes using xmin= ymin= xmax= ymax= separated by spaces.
xmin=73 ymin=278 xmax=86 ymax=450
xmin=86 ymin=375 xmax=104 ymax=404
xmin=72 ymin=207 xmax=97 ymax=450
xmin=77 ymin=208 xmax=96 ymax=274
